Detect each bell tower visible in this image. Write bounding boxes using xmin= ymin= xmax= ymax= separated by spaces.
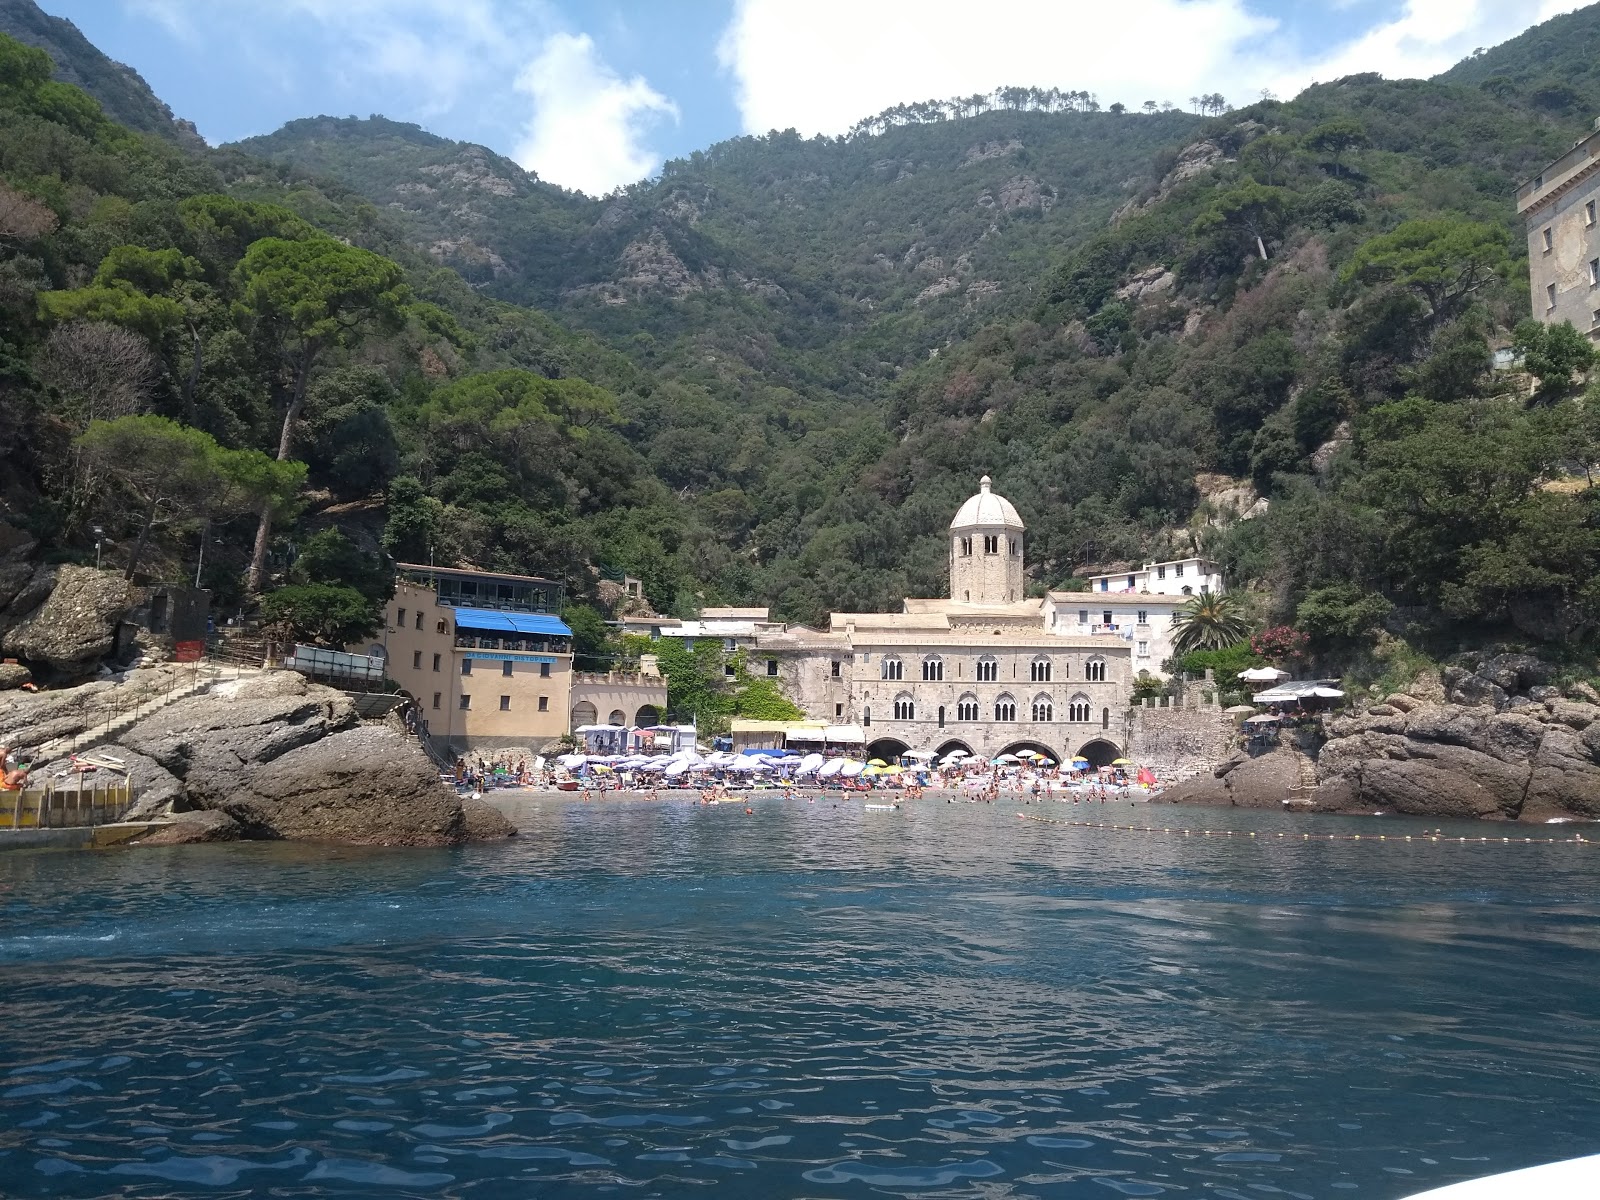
xmin=949 ymin=475 xmax=1025 ymax=605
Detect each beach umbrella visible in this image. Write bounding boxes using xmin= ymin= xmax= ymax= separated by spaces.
xmin=868 ymin=758 xmax=889 ymax=767
xmin=840 ymin=760 xmax=867 ymax=777
xmin=818 ymin=757 xmax=846 ymax=778
xmin=1112 ymin=758 xmax=1132 ymax=766
xmin=904 ymin=749 xmax=936 ymax=760
xmin=993 ymin=753 xmax=1020 ymax=764
xmin=1038 ymin=758 xmax=1056 ymax=767
xmin=943 ymin=749 xmax=969 ymax=759
xmin=797 ymin=752 xmax=825 ymax=775
xmin=1014 ymin=750 xmax=1042 ymax=759
xmin=1238 ymin=666 xmax=1290 ymax=682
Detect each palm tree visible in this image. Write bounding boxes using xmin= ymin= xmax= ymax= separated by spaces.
xmin=1169 ymin=590 xmax=1251 ymax=653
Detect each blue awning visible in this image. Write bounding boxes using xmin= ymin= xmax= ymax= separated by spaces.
xmin=452 ymin=607 xmax=573 ymax=637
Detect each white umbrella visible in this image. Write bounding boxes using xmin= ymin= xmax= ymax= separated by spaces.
xmin=664 ymin=760 xmax=690 ymax=776
xmin=942 ymin=749 xmax=969 ymax=759
xmin=557 ymin=754 xmax=586 ymax=768
xmin=840 ymin=760 xmax=867 ymax=777
xmin=797 ymin=752 xmax=825 ymax=775
xmin=903 ymin=749 xmax=936 ymax=760
xmin=1238 ymin=666 xmax=1290 ymax=682
xmin=818 ymin=757 xmax=847 ymax=778
xmin=1311 ymin=686 xmax=1346 ymax=699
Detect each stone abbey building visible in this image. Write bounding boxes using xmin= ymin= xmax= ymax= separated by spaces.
xmin=749 ymin=477 xmax=1147 ymax=767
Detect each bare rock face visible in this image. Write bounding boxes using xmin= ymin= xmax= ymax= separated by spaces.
xmin=1312 ymin=698 xmax=1600 ymax=821
xmin=219 ymin=725 xmax=476 ymax=846
xmin=459 ymin=795 xmax=518 ymax=841
xmin=0 ymin=662 xmax=31 ymax=691
xmin=137 ymin=809 xmax=241 ymax=845
xmin=1 ymin=565 xmax=132 ymax=672
xmin=1163 ymin=747 xmax=1302 ymax=808
xmin=114 ymin=672 xmax=512 ymax=846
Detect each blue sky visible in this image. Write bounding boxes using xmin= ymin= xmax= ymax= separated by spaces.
xmin=42 ymin=1 xmax=1577 ymax=196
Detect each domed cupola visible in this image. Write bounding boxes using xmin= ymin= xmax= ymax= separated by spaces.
xmin=949 ymin=476 xmax=1025 ymax=605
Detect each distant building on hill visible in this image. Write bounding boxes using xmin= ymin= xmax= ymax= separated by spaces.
xmin=1519 ymin=119 xmax=1600 ymax=335
xmin=361 ymin=563 xmax=666 ymax=757
xmin=701 ymin=477 xmax=1222 ymax=768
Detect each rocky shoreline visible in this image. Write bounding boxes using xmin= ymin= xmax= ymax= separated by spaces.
xmin=1 ymin=668 xmax=515 ymax=847
xmin=1164 ymin=652 xmax=1600 ymax=821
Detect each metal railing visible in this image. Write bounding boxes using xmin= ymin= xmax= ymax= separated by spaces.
xmin=1 ymin=775 xmax=136 ymax=829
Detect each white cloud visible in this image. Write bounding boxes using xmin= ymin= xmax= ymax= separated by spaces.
xmin=512 ymin=33 xmax=678 ymax=196
xmin=716 ymin=0 xmax=1587 ymax=136
xmin=117 ymin=0 xmax=682 ymax=192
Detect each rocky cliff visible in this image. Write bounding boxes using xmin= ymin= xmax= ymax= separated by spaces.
xmin=3 ymin=670 xmax=515 ymax=846
xmin=1166 ymin=653 xmax=1600 ymax=822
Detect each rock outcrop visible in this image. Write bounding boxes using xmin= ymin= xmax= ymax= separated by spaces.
xmin=5 ymin=671 xmax=515 ymax=846
xmin=1162 ymin=746 xmax=1304 ymax=808
xmin=1 ymin=565 xmax=132 ymax=672
xmin=1311 ymin=697 xmax=1600 ymax=821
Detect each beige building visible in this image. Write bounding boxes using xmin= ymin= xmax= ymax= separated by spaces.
xmin=1519 ymin=120 xmax=1600 ymax=336
xmin=365 ymin=564 xmax=665 ymax=756
xmin=739 ymin=477 xmax=1140 ymax=766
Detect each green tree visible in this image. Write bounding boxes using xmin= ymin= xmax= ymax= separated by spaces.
xmin=1295 ymin=583 xmax=1393 ymax=643
xmin=75 ymin=415 xmax=303 ymax=581
xmin=260 ymin=583 xmax=381 ymax=647
xmin=1192 ymin=179 xmax=1293 ymax=261
xmin=563 ymin=603 xmax=614 ymax=671
xmin=1305 ymin=117 xmax=1370 ymax=176
xmin=290 ymin=527 xmax=392 ymax=604
xmin=1513 ymin=319 xmax=1597 ymax=395
xmin=236 ymin=236 xmax=409 ymax=592
xmin=1241 ymin=133 xmax=1298 ymax=185
xmin=1340 ymin=219 xmax=1510 ymax=328
xmin=380 ymin=475 xmax=444 ymax=563
xmin=1169 ymin=590 xmax=1252 ymax=653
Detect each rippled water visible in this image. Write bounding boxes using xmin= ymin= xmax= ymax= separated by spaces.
xmin=1 ymin=798 xmax=1599 ymax=1199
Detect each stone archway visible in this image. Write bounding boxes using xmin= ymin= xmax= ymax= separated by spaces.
xmin=998 ymin=739 xmax=1061 ymax=765
xmin=571 ymin=700 xmax=598 ymax=728
xmin=934 ymin=739 xmax=974 ymax=760
xmin=607 ymin=709 xmax=627 ymax=727
xmin=866 ymin=736 xmax=910 ymax=763
xmin=1075 ymin=738 xmax=1121 ymax=768
xmin=635 ymin=705 xmax=660 ymax=726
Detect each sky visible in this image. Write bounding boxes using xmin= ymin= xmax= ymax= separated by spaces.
xmin=39 ymin=0 xmax=1585 ymax=197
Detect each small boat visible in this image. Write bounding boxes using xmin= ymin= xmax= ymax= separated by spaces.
xmin=864 ymin=803 xmax=899 ymax=811
xmin=556 ymin=780 xmax=580 ymax=791
xmin=1400 ymin=1153 xmax=1600 ymax=1198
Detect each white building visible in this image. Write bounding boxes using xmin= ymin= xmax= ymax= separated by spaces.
xmin=1045 ymin=557 xmax=1224 ymax=672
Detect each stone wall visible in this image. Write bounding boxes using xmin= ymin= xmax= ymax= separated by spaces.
xmin=1126 ymin=697 xmax=1232 ymax=776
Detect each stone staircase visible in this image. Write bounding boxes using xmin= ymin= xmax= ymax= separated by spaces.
xmin=1284 ymin=743 xmax=1320 ymax=793
xmin=35 ymin=663 xmax=259 ymax=761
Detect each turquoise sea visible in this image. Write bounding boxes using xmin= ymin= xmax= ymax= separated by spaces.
xmin=1 ymin=796 xmax=1598 ymax=1198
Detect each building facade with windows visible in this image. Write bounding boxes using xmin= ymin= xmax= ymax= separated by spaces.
xmin=1519 ymin=121 xmax=1600 ymax=337
xmin=743 ymin=477 xmax=1139 ymax=766
xmin=1042 ymin=556 xmax=1223 ymax=672
xmin=365 ymin=564 xmax=665 ymax=755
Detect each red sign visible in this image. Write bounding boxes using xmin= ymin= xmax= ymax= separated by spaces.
xmin=174 ymin=640 xmax=205 ymax=662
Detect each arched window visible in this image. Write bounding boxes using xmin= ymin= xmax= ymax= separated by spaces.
xmin=1068 ymin=693 xmax=1092 ymax=722
xmin=881 ymin=656 xmax=904 ymax=681
xmin=1031 ymin=693 xmax=1053 ymax=722
xmin=1031 ymin=656 xmax=1051 ymax=683
xmin=1085 ymin=656 xmax=1106 ymax=683
xmin=893 ymin=694 xmax=915 ymax=721
xmin=1103 ymin=707 xmax=1111 ymax=729
xmin=976 ymin=655 xmax=998 ymax=682
xmin=922 ymin=655 xmax=944 ymax=681
xmin=994 ymin=693 xmax=1016 ymax=722
xmin=607 ymin=709 xmax=626 ymax=726
xmin=956 ymin=693 xmax=979 ymax=722
xmin=863 ymin=705 xmax=871 ymax=726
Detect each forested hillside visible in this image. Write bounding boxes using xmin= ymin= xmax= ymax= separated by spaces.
xmin=7 ymin=0 xmax=1600 ymax=686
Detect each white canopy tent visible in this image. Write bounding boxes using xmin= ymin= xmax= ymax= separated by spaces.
xmin=1238 ymin=666 xmax=1291 ymax=683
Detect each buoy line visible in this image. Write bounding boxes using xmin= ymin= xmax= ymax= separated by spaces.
xmin=1015 ymin=813 xmax=1592 ymax=844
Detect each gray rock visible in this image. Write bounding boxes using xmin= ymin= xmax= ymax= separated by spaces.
xmin=1 ymin=566 xmax=132 ymax=672
xmin=1528 ymin=685 xmax=1562 ymax=702
xmin=1165 ymin=747 xmax=1302 ymax=808
xmin=1545 ymin=700 xmax=1600 ymax=731
xmin=1385 ymin=694 xmax=1422 ymax=713
xmin=0 ymin=564 xmax=57 ymax=640
xmin=459 ymin=796 xmax=517 ymax=841
xmin=1486 ymin=653 xmax=1555 ymax=692
xmin=1450 ymin=675 xmax=1508 ymax=709
xmin=1567 ymin=681 xmax=1600 ymax=706
xmin=0 ymin=663 xmax=31 ymax=690
xmin=218 ymin=725 xmax=481 ymax=846
xmin=28 ymin=743 xmax=184 ymax=820
xmin=1367 ymin=703 xmax=1399 ymax=717
xmin=136 ymin=809 xmax=241 ymax=845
